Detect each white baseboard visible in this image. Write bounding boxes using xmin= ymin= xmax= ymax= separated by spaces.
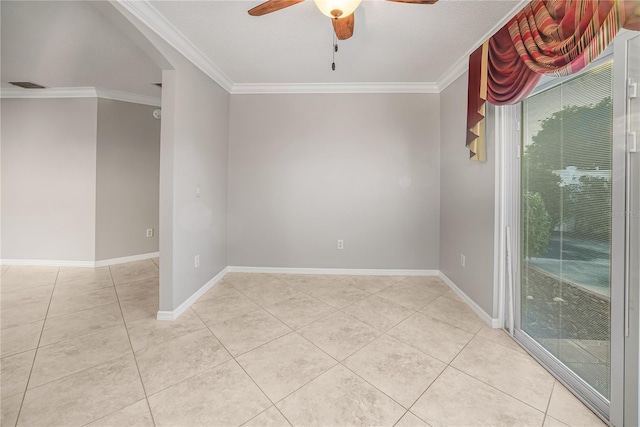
xmin=438 ymin=272 xmax=500 ymax=328
xmin=0 ymin=259 xmax=95 ymax=267
xmin=156 ymin=267 xmax=228 ymax=321
xmin=1 ymin=252 xmax=159 ymax=268
xmin=227 ymin=266 xmax=439 ymax=276
xmin=94 ymin=252 xmax=159 ymax=267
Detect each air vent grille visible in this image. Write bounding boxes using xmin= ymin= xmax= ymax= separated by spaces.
xmin=9 ymin=82 xmax=46 ymax=89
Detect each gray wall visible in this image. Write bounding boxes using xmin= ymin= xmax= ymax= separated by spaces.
xmin=439 ymin=71 xmax=496 ymax=317
xmin=95 ymin=98 xmax=160 ymax=260
xmin=1 ymin=98 xmax=98 ymax=262
xmin=115 ymin=2 xmax=230 ymax=312
xmin=228 ymin=93 xmax=440 ymax=269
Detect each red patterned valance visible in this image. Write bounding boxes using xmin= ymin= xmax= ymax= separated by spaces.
xmin=466 ymin=0 xmax=640 ymax=161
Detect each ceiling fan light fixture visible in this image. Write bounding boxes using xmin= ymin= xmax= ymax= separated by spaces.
xmin=314 ymin=0 xmax=362 ymax=19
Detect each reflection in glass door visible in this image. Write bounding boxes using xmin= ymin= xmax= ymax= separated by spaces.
xmin=520 ymin=61 xmax=614 ymax=402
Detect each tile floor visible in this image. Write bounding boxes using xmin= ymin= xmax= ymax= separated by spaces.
xmin=1 ymin=260 xmax=606 ymax=426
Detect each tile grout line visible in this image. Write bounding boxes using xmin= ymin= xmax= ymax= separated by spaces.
xmin=189 ymin=308 xmax=295 ymax=427
xmin=542 ymin=381 xmax=558 ymax=426
xmin=13 ymin=267 xmax=60 ymax=427
xmin=107 ymin=264 xmax=158 ymax=427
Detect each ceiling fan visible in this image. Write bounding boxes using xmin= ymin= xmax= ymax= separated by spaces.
xmin=248 ymin=0 xmax=438 ymax=40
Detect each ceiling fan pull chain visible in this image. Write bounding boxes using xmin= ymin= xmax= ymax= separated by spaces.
xmin=332 ymin=30 xmax=337 ymax=71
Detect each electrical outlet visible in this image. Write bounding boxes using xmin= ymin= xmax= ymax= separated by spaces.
xmin=337 ymin=239 xmax=344 ymax=250
xmin=195 ymin=254 xmax=200 ymax=268
xmin=460 ymin=254 xmax=466 ymax=268
xmin=146 ymin=228 xmax=154 ymax=238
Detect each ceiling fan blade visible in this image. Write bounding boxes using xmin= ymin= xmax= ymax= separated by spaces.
xmin=332 ymin=14 xmax=354 ymax=40
xmin=386 ymin=0 xmax=438 ymax=3
xmin=248 ymin=0 xmax=305 ymax=16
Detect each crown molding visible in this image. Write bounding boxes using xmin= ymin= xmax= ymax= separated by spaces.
xmin=231 ymin=82 xmax=439 ymax=95
xmin=0 ymin=87 xmax=161 ymax=106
xmin=117 ymin=0 xmax=234 ymax=92
xmin=435 ymin=0 xmax=528 ymax=92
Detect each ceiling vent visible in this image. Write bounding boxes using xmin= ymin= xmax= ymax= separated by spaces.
xmin=153 ymin=83 xmax=162 ymax=88
xmin=9 ymin=82 xmax=46 ymax=89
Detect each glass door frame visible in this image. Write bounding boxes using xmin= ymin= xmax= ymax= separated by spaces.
xmin=495 ymin=31 xmax=639 ymax=427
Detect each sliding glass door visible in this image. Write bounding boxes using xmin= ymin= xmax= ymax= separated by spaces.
xmin=520 ymin=58 xmax=614 ymax=398
xmin=510 ymin=32 xmax=639 ymax=426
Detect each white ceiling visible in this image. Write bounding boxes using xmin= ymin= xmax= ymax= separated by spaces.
xmin=1 ymin=0 xmax=525 ymax=96
xmin=143 ymin=0 xmax=524 ymax=87
xmin=1 ymin=1 xmax=163 ymax=97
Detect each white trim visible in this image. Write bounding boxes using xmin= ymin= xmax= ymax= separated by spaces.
xmin=435 ymin=0 xmax=529 ymax=92
xmin=438 ymin=272 xmax=500 ymax=328
xmin=94 ymin=252 xmax=159 ymax=267
xmin=117 ymin=0 xmax=233 ymax=92
xmin=0 ymin=87 xmax=161 ymax=106
xmin=0 ymin=259 xmax=95 ymax=267
xmin=157 ymin=267 xmax=228 ymax=321
xmin=227 ymin=266 xmax=439 ymax=276
xmin=95 ymin=88 xmax=161 ymax=106
xmin=436 ymin=57 xmax=468 ymax=92
xmin=231 ymin=82 xmax=439 ymax=95
xmin=1 ymin=252 xmax=159 ymax=267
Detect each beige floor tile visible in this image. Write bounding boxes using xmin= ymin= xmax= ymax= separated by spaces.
xmin=243 ymin=406 xmax=291 ymax=427
xmin=114 ymin=278 xmax=158 ymax=302
xmin=401 ymin=277 xmax=449 ymax=295
xmin=1 ymin=350 xmax=35 ymax=398
xmin=451 ymin=336 xmax=555 ymax=411
xmin=195 ymin=281 xmax=239 ymax=303
xmin=1 ymin=265 xmax=10 ymax=276
xmin=263 ymin=294 xmax=335 ymax=330
xmin=395 ymin=412 xmax=430 ymax=427
xmin=47 ymin=286 xmax=118 ymax=318
xmin=420 ymin=296 xmax=485 ymax=333
xmin=120 ymin=293 xmax=158 ymax=323
xmin=87 ymin=399 xmax=154 ymax=427
xmin=441 ymin=289 xmax=463 ymax=302
xmin=18 ymin=355 xmax=145 ymax=427
xmin=544 ymin=416 xmax=570 ymax=427
xmin=375 ymin=282 xmax=441 ymax=311
xmin=209 ymin=309 xmax=292 ymax=356
xmin=29 ymin=325 xmax=132 ymax=389
xmin=40 ymin=303 xmax=124 ymax=346
xmin=387 ymin=313 xmax=474 ymax=363
xmin=303 ymin=282 xmax=370 ymax=309
xmin=191 ymin=290 xmax=261 ymax=326
xmin=411 ymin=368 xmax=545 ymax=427
xmin=135 ymin=328 xmax=231 ymax=395
xmin=1 ymin=285 xmax=54 ymax=330
xmin=546 ymin=382 xmax=606 ymax=427
xmin=109 ymin=260 xmax=159 ymax=286
xmin=1 ymin=320 xmax=43 ymax=358
xmin=277 ymin=365 xmax=405 ymax=426
xmin=476 ymin=326 xmax=524 ymax=352
xmin=1 ymin=392 xmax=23 ymax=426
xmin=344 ymin=335 xmax=446 ymax=408
xmin=298 ymin=311 xmax=380 ymax=361
xmin=54 ymin=267 xmax=113 ymax=295
xmin=223 ymin=273 xmax=284 ymax=290
xmin=241 ymin=281 xmax=305 ymax=307
xmin=331 ymin=275 xmax=398 ymax=294
xmin=0 ymin=266 xmax=58 ymax=292
xmin=148 ymin=359 xmax=271 ymax=427
xmin=151 ymin=257 xmax=159 ymax=267
xmin=278 ymin=274 xmax=336 ymax=291
xmin=236 ymin=333 xmax=336 ymax=402
xmin=342 ymin=295 xmax=414 ymax=332
xmin=126 ymin=309 xmax=206 ymax=352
